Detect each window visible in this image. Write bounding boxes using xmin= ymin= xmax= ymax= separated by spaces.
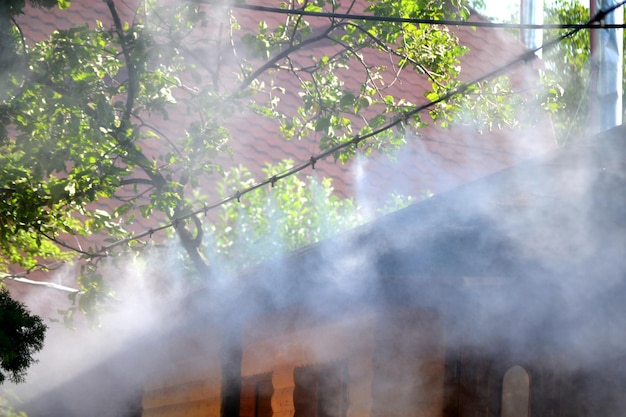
xmin=501 ymin=365 xmax=530 ymax=417
xmin=240 ymin=373 xmax=273 ymax=417
xmin=294 ymin=363 xmax=349 ymax=417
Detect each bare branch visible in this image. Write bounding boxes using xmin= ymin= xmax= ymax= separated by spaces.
xmin=232 ymin=24 xmax=337 ymax=97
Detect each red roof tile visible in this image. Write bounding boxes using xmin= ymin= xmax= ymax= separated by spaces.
xmin=10 ymin=0 xmax=556 ymax=315
xmin=14 ymin=1 xmax=557 ymax=200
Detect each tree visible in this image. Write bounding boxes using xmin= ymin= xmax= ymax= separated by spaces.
xmin=543 ymin=0 xmax=625 ymax=144
xmin=209 ymin=160 xmax=417 ymax=272
xmin=211 ymin=162 xmax=363 ymax=270
xmin=0 ymin=0 xmax=528 ymax=304
xmin=542 ymin=0 xmax=593 ymax=144
xmin=1 ymin=0 xmax=539 ymax=385
xmin=0 ymin=289 xmax=45 ymax=385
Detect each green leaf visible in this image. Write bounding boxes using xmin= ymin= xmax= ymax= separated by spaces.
xmin=370 ymin=114 xmax=386 ymax=128
xmin=58 ymin=0 xmax=71 ymax=10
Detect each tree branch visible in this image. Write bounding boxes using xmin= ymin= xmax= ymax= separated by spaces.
xmin=232 ymin=23 xmax=337 ymax=97
xmin=119 ymin=178 xmax=155 ymax=186
xmin=105 ymin=0 xmax=137 ymax=128
xmin=175 ymin=214 xmax=211 ymax=276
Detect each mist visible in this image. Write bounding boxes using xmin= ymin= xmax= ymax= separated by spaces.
xmin=5 ymin=124 xmax=626 ymax=417
xmin=5 ymin=1 xmax=626 ymax=416
xmin=6 ymin=118 xmax=623 ymax=417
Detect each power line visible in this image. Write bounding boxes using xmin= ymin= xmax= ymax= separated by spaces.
xmin=82 ymin=0 xmax=625 ymax=258
xmin=199 ymin=0 xmax=626 ymax=30
xmin=2 ymin=274 xmax=79 ymax=293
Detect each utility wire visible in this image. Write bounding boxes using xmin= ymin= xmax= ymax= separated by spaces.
xmin=87 ymin=0 xmax=625 ymax=258
xmin=2 ymin=274 xmax=79 ymax=293
xmin=199 ymin=0 xmax=626 ymax=30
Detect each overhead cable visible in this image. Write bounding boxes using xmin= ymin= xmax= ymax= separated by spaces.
xmin=199 ymin=0 xmax=626 ymax=30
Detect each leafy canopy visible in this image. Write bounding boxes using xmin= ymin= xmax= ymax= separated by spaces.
xmin=542 ymin=0 xmax=626 ymax=145
xmin=0 ymin=288 xmax=46 ymax=385
xmin=0 ymin=0 xmax=559 ymax=383
xmin=0 ymin=0 xmax=545 ymax=323
xmin=208 ymin=161 xmax=407 ymax=271
xmin=542 ymin=0 xmax=593 ymax=144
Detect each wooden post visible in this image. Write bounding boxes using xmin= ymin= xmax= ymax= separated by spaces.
xmin=221 ymin=330 xmax=243 ymax=417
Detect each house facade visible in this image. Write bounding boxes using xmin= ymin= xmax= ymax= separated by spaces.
xmin=9 ymin=0 xmax=558 ymax=321
xmin=7 ymin=2 xmax=597 ymax=416
xmin=138 ymin=125 xmax=626 ymax=417
xmin=15 ymin=126 xmax=626 ymax=417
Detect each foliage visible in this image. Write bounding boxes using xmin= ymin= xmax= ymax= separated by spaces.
xmin=242 ymin=0 xmax=522 ymax=162
xmin=0 ymin=0 xmax=550 ymax=340
xmin=0 ymin=0 xmax=58 ymax=387
xmin=0 ymin=0 xmax=561 ymax=384
xmin=468 ymin=0 xmax=487 ymax=14
xmin=0 ymin=0 xmax=66 ymax=80
xmin=209 ymin=161 xmax=363 ymax=269
xmin=542 ymin=0 xmax=593 ymax=144
xmin=209 ymin=161 xmax=417 ymax=270
xmin=543 ymin=0 xmax=625 ymax=144
xmin=0 ymin=390 xmax=27 ymax=417
xmin=0 ymin=288 xmax=46 ymax=384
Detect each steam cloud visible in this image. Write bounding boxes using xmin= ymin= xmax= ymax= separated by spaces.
xmin=8 ymin=125 xmax=626 ymax=417
xmin=6 ymin=2 xmax=626 ymax=416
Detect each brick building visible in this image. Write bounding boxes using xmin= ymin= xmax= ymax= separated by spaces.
xmin=18 ymin=123 xmax=626 ymax=417
xmin=10 ymin=0 xmax=555 ymax=315
xmin=6 ymin=1 xmax=574 ymax=416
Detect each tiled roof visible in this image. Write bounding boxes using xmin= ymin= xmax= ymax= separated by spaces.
xmin=10 ymin=0 xmax=556 ymax=316
xmin=214 ymin=3 xmax=555 ymax=197
xmin=16 ymin=1 xmax=554 ymax=197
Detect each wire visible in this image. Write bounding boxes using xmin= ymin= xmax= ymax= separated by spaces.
xmin=78 ymin=0 xmax=626 ymax=259
xmin=197 ymin=0 xmax=626 ymax=30
xmin=2 ymin=274 xmax=79 ymax=293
